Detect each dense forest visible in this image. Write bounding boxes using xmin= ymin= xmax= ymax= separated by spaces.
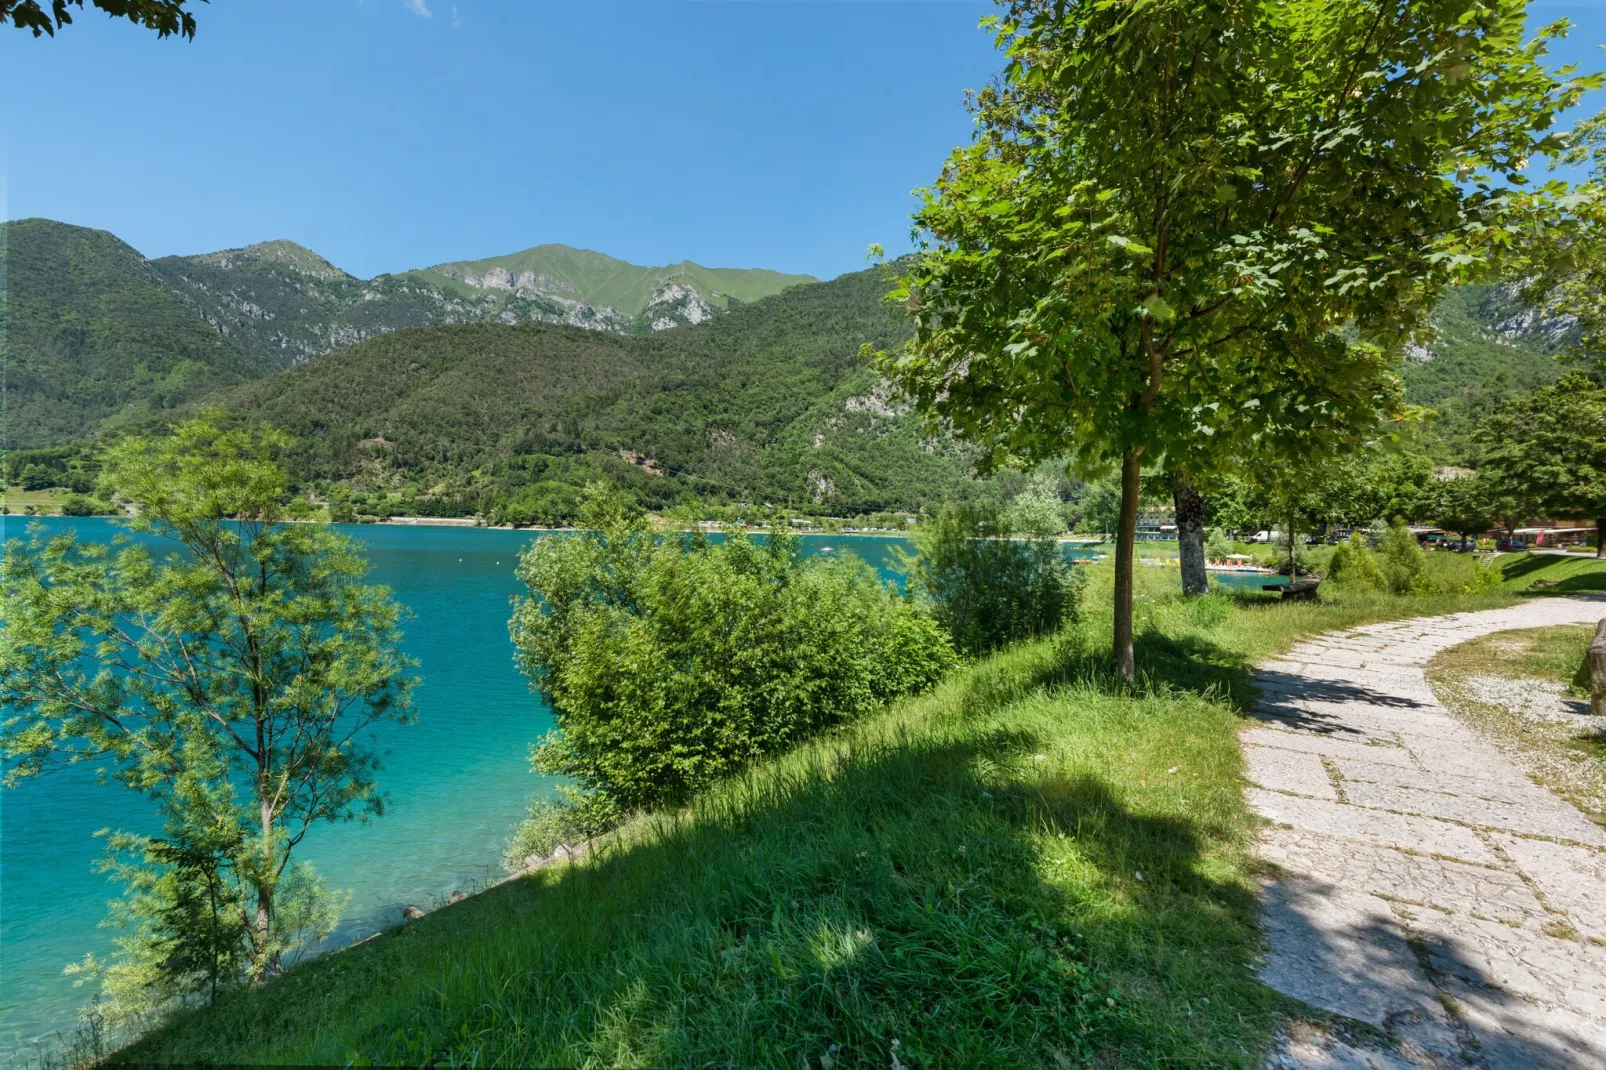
xmin=1 ymin=219 xmax=275 ymax=447
xmin=188 ymin=263 xmax=982 ymax=521
xmin=0 ymin=219 xmax=813 ymax=449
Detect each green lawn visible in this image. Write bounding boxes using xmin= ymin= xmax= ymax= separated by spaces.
xmin=107 ymin=552 xmax=1606 ymax=1067
xmin=1 ymin=485 xmax=72 ymax=514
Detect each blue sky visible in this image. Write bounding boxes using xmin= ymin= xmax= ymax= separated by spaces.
xmin=3 ymin=1 xmax=1602 ymax=281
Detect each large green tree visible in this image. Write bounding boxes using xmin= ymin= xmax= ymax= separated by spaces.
xmin=0 ymin=419 xmax=416 ymax=1000
xmin=880 ymin=0 xmax=1590 ymax=676
xmin=1475 ymin=373 xmax=1606 ymax=555
xmin=3 ymin=0 xmax=202 ymax=37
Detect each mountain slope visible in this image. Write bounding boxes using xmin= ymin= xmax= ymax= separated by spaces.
xmin=0 ymin=219 xmax=275 ymax=449
xmin=195 ymin=265 xmax=1571 ymax=519
xmin=197 ymin=264 xmax=971 ymax=519
xmin=4 ymin=220 xmax=817 ymax=446
xmin=1398 ymin=284 xmax=1568 ymax=459
xmin=408 ymin=245 xmax=817 ymax=330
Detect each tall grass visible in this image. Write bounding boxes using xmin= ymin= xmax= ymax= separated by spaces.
xmin=108 ymin=552 xmax=1606 ymax=1068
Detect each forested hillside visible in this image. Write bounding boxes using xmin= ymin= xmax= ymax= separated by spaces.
xmin=1396 ymin=284 xmax=1570 ymax=459
xmin=2 ymin=219 xmax=815 ymax=447
xmin=198 ymin=264 xmax=977 ymax=520
xmin=0 ymin=219 xmax=275 ymax=448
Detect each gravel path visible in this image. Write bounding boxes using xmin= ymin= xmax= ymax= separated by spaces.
xmin=1247 ymin=597 xmax=1606 ymax=1069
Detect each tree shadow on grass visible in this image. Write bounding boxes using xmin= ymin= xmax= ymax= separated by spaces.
xmin=123 ymin=723 xmax=1278 ymax=1069
xmin=1016 ymin=627 xmax=1262 ymax=714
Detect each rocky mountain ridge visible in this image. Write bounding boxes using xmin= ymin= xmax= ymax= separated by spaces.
xmin=0 ymin=218 xmax=819 ymax=447
xmin=147 ymin=233 xmax=815 ymax=367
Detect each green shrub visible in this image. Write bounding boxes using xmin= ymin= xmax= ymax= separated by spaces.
xmin=1421 ymin=551 xmax=1503 ymax=595
xmin=1326 ymin=533 xmax=1387 ymax=591
xmin=1379 ymin=519 xmax=1428 ymax=595
xmin=1203 ymin=527 xmax=1233 ymax=561
xmin=60 ymin=495 xmax=102 ymax=517
xmin=902 ymin=504 xmax=1085 ymax=657
xmin=502 ymin=796 xmax=598 ymax=872
xmin=509 ymin=488 xmax=955 ymax=815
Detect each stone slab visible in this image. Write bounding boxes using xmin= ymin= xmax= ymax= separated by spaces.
xmin=1245 ymin=746 xmax=1338 ymax=800
xmin=1258 ymin=878 xmax=1449 ymax=1033
xmin=1259 ymin=827 xmax=1545 ymax=925
xmin=1343 ymin=780 xmax=1606 ymax=845
xmin=1329 ymin=755 xmax=1546 ymax=806
xmin=1241 ymin=728 xmax=1418 ymax=769
xmin=1399 ymin=904 xmax=1606 ymax=1023
xmin=1249 ymin=789 xmax=1498 ymax=865
xmin=1492 ymin=834 xmax=1606 ymax=943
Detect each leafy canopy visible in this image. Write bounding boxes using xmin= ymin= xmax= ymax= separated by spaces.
xmin=2 ymin=0 xmax=202 ymax=38
xmin=1475 ymin=372 xmax=1606 ymax=531
xmin=1507 ymin=106 xmax=1606 ymax=371
xmin=882 ymin=0 xmax=1592 ymax=482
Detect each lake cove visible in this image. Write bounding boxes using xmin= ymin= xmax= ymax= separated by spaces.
xmin=0 ymin=518 xmax=1249 ymax=1056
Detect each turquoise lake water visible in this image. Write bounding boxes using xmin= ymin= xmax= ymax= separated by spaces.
xmin=0 ymin=519 xmax=1256 ymax=1057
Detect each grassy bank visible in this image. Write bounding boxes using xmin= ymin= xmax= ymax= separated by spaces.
xmin=110 ymin=553 xmax=1606 ymax=1067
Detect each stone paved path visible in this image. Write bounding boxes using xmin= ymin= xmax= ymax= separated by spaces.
xmin=1248 ymin=597 xmax=1606 ymax=1069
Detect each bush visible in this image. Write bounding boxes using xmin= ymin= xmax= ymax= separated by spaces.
xmin=60 ymin=495 xmax=104 ymax=517
xmin=1379 ymin=519 xmax=1428 ymax=595
xmin=903 ymin=504 xmax=1085 ymax=657
xmin=509 ymin=488 xmax=956 ymax=815
xmin=1421 ymin=551 xmax=1503 ymax=595
xmin=502 ymin=795 xmax=600 ymax=872
xmin=1326 ymin=533 xmax=1387 ymax=592
xmin=1330 ymin=525 xmax=1500 ymax=596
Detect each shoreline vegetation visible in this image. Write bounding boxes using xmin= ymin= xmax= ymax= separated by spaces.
xmin=83 ymin=548 xmax=1606 ymax=1068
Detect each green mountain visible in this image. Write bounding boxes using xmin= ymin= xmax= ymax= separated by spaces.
xmin=3 ymin=216 xmax=1568 ymax=505
xmin=196 ymin=263 xmax=974 ymax=521
xmin=407 ymin=245 xmax=817 ymax=330
xmin=195 ymin=263 xmax=1573 ymax=520
xmin=3 ymin=219 xmax=817 ymax=447
xmin=0 ymin=219 xmax=275 ymax=449
xmin=1397 ymin=283 xmax=1570 ymax=460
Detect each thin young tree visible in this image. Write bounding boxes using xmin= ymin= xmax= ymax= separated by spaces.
xmin=1 ymin=418 xmax=416 ymax=995
xmin=880 ymin=0 xmax=1591 ymax=677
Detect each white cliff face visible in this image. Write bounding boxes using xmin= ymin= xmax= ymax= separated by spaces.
xmin=447 ymin=266 xmax=632 ymax=332
xmin=644 ymin=281 xmax=718 ymax=330
xmin=843 ymin=383 xmax=901 ymax=419
xmin=807 ymin=470 xmax=837 ymax=503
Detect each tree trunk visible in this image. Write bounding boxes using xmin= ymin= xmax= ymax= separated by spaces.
xmin=1113 ymin=449 xmax=1142 ymax=681
xmin=1288 ymin=506 xmax=1298 ymax=583
xmin=1174 ymin=477 xmax=1207 ymax=596
xmin=1597 ymin=517 xmax=1604 ymax=559
xmin=250 ymin=793 xmax=273 ymax=985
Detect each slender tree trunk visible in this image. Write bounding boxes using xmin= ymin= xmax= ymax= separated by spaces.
xmin=1113 ymin=449 xmax=1142 ymax=681
xmin=1596 ymin=517 xmax=1605 ymax=559
xmin=1288 ymin=506 xmax=1298 ymax=583
xmin=251 ymin=791 xmax=273 ymax=984
xmin=1174 ymin=477 xmax=1207 ymax=596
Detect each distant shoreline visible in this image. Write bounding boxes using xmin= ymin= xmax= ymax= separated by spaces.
xmin=6 ymin=510 xmax=1119 ymax=546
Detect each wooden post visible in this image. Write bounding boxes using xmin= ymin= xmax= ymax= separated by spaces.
xmin=1591 ymin=619 xmax=1606 ymax=717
